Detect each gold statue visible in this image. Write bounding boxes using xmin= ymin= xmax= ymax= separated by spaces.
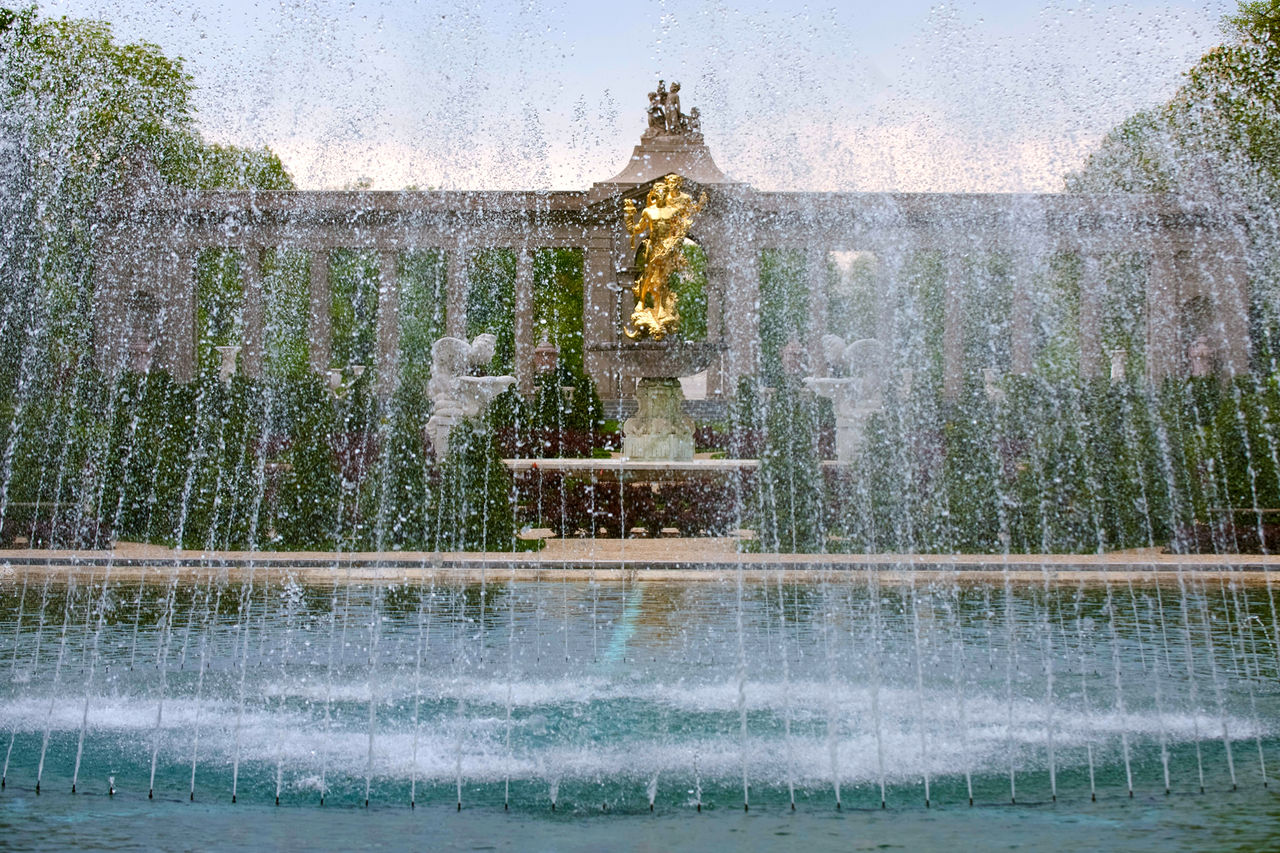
xmin=623 ymin=174 xmax=706 ymax=340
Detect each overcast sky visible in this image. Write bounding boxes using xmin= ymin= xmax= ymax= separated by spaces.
xmin=40 ymin=0 xmax=1235 ymax=192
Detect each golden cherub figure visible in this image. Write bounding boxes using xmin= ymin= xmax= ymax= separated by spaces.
xmin=623 ymin=174 xmax=706 ymax=340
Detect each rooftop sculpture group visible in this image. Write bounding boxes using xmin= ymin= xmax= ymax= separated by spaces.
xmin=645 ymin=80 xmax=701 ymax=137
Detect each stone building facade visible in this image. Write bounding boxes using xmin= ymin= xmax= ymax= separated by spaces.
xmin=91 ymin=90 xmax=1251 ymax=403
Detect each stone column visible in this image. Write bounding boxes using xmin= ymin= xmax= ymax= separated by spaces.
xmin=513 ymin=247 xmax=535 ymax=394
xmin=582 ymin=233 xmax=618 ymax=397
xmin=722 ymin=241 xmax=761 ymax=391
xmin=806 ymin=246 xmax=829 ymax=375
xmin=874 ymin=245 xmax=903 ymax=352
xmin=1078 ymin=253 xmax=1103 ymax=380
xmin=699 ymin=230 xmax=729 ymax=396
xmin=1010 ymin=252 xmax=1040 ymax=375
xmin=1199 ymin=239 xmax=1250 ymax=376
xmin=1145 ymin=247 xmax=1180 ymax=382
xmin=241 ymin=245 xmax=265 ymax=378
xmin=446 ymin=246 xmax=467 ymax=338
xmin=91 ymin=239 xmax=127 ymax=375
xmin=942 ymin=246 xmax=964 ymax=399
xmin=308 ymin=248 xmax=331 ymax=372
xmin=702 ymin=244 xmax=725 ymax=343
xmin=375 ymin=249 xmax=400 ymax=397
xmin=169 ymin=249 xmax=198 ymax=383
xmin=127 ymin=247 xmax=177 ymax=378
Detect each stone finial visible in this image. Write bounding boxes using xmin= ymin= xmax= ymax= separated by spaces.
xmin=533 ymin=333 xmax=559 ymax=374
xmin=1109 ymin=348 xmax=1127 ymax=384
xmin=215 ymin=345 xmax=241 ymax=385
xmin=982 ymin=367 xmax=1006 ymax=404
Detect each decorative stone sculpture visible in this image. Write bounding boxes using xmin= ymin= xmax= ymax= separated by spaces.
xmin=647 ymin=91 xmax=666 ymax=132
xmin=614 ymin=163 xmax=716 ymax=460
xmin=532 ymin=333 xmax=558 ymax=375
xmin=1188 ymin=336 xmax=1213 ymax=377
xmin=804 ymin=335 xmax=887 ymax=463
xmin=664 ymin=82 xmax=684 ymax=132
xmin=642 ymin=80 xmax=700 ymax=138
xmin=325 ymin=364 xmax=366 ymax=396
xmin=425 ymin=334 xmax=515 ymax=456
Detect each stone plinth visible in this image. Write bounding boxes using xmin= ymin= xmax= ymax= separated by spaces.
xmin=592 ymin=129 xmax=734 ymax=199
xmin=624 ymin=378 xmax=695 ymax=460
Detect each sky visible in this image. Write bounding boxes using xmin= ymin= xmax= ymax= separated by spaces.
xmin=38 ymin=0 xmax=1237 ymax=192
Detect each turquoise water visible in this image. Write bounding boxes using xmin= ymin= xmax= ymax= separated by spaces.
xmin=2 ymin=784 xmax=1278 ymax=852
xmin=1 ymin=572 xmax=1278 ymax=850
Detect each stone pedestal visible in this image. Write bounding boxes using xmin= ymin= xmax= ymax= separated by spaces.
xmin=623 ymin=378 xmax=694 ymax=460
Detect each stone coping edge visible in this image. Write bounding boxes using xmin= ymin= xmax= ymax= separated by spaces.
xmin=1 ymin=548 xmax=1278 ymax=581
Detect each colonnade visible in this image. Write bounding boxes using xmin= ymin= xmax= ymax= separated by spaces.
xmin=90 ymin=185 xmax=1251 ymax=402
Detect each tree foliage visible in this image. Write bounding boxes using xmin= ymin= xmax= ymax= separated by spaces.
xmin=434 ymin=418 xmax=515 ymax=552
xmin=0 ymin=7 xmax=292 ymax=397
xmin=1067 ymin=1 xmax=1280 ymax=195
xmin=750 ymin=377 xmax=826 ymax=553
xmin=1066 ymin=1 xmax=1280 ymax=365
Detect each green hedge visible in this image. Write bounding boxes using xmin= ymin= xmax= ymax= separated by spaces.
xmin=4 ymin=361 xmax=1280 ymax=554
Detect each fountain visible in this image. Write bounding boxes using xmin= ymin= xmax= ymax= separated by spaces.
xmin=616 ymin=173 xmax=717 ymax=461
xmin=2 ymin=5 xmax=1280 ymax=850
